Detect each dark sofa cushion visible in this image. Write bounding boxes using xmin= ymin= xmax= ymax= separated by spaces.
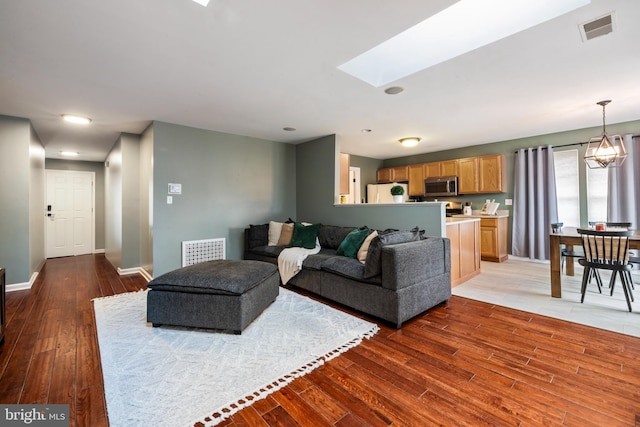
xmin=363 ymin=227 xmax=423 ymax=278
xmin=302 ymin=249 xmax=338 ymax=270
xmin=246 ymin=245 xmax=287 ymax=258
xmin=336 ymin=227 xmax=371 ymax=258
xmin=147 ymin=260 xmax=278 ymax=295
xmin=318 ymin=225 xmax=356 ymax=249
xmin=247 ymin=224 xmax=269 ymax=249
xmin=322 ymin=257 xmax=382 ymax=285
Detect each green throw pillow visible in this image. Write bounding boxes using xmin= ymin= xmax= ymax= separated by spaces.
xmin=337 ymin=228 xmax=371 ymax=258
xmin=290 ymin=223 xmax=322 ymax=249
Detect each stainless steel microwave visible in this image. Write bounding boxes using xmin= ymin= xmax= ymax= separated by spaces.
xmin=424 ymin=176 xmax=458 ymax=197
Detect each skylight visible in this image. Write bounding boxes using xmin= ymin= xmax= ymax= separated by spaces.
xmin=338 ymin=0 xmax=590 ymax=87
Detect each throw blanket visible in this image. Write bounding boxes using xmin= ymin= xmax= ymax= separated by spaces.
xmin=278 ymin=240 xmax=320 ymax=284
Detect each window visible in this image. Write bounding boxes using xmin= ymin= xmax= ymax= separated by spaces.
xmin=586 ymin=166 xmax=609 ymax=223
xmin=553 ymin=150 xmax=580 ymax=226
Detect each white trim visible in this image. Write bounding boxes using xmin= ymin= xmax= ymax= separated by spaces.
xmin=94 ymin=248 xmax=105 ymax=254
xmin=6 ymin=271 xmax=39 ymax=292
xmin=117 ymin=266 xmax=152 ymax=282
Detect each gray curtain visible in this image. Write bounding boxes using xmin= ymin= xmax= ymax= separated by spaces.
xmin=607 ymin=134 xmax=640 ymax=229
xmin=512 ymin=146 xmax=559 ymax=260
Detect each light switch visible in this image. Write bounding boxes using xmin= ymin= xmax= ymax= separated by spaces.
xmin=167 ymin=195 xmax=173 ymax=204
xmin=505 ymin=198 xmax=513 ymax=206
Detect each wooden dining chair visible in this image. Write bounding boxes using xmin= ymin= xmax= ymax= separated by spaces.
xmin=577 ymin=228 xmax=634 ymax=312
xmin=587 ymin=222 xmax=636 ymax=290
xmin=552 ymin=223 xmax=603 ymax=288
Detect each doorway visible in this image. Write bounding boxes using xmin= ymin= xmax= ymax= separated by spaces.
xmin=45 ymin=170 xmax=95 ymax=258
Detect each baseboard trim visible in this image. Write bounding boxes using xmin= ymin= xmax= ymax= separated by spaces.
xmin=94 ymin=248 xmax=105 ymax=254
xmin=117 ymin=267 xmax=152 ymax=282
xmin=6 ymin=271 xmax=38 ymax=293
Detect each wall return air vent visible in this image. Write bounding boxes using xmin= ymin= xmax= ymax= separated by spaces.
xmin=580 ymin=13 xmax=615 ymax=41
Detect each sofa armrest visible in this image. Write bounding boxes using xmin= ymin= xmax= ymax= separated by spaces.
xmin=380 ymin=238 xmax=451 ymax=291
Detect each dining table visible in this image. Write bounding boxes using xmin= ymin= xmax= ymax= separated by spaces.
xmin=549 ymin=226 xmax=640 ymax=298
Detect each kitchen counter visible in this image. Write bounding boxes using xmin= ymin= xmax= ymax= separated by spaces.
xmin=446 ymin=217 xmax=480 ymax=225
xmin=452 ymin=209 xmax=509 ymax=219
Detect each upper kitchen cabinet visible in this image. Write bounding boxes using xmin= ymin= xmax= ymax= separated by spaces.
xmin=457 ymin=154 xmax=505 ymax=194
xmin=377 ymin=165 xmax=409 ymax=183
xmin=407 ymin=164 xmax=425 ymax=196
xmin=457 ymin=157 xmax=478 ymax=194
xmin=478 ymin=154 xmax=505 ymax=193
xmin=423 ymin=160 xmax=457 ymax=179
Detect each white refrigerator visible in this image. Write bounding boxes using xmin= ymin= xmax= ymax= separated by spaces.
xmin=366 ymin=183 xmax=409 ymax=203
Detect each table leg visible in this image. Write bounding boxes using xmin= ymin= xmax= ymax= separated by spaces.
xmin=565 ymin=244 xmax=575 ymax=276
xmin=550 ymin=234 xmax=561 ymax=298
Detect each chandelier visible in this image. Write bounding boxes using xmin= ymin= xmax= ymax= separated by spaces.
xmin=584 ymin=100 xmax=627 ymax=169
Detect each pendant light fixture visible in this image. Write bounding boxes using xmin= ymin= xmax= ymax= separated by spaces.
xmin=584 ymin=100 xmax=627 ymax=169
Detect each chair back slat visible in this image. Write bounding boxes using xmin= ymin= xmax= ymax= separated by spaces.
xmin=578 ymin=228 xmax=631 ymax=266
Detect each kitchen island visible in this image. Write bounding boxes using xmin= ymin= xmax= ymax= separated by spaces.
xmin=445 ymin=217 xmax=481 ymax=286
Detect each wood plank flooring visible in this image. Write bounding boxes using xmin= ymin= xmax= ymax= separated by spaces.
xmin=1 ymin=254 xmax=640 ymax=426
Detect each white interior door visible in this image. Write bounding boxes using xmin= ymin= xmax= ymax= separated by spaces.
xmin=46 ymin=170 xmax=94 ymax=258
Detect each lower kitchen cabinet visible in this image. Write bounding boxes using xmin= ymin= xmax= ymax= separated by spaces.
xmin=480 ymin=217 xmax=508 ymax=262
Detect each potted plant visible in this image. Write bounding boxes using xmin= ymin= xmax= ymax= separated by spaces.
xmin=390 ymin=185 xmax=405 ymax=203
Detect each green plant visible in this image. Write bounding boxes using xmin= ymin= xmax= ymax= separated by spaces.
xmin=390 ymin=185 xmax=404 ymax=196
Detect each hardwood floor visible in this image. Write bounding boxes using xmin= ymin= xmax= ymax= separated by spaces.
xmin=1 ymin=255 xmax=640 ymax=426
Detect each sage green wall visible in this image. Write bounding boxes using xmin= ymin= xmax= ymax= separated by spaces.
xmin=29 ymin=125 xmax=45 ymax=279
xmin=139 ymin=125 xmax=153 ymax=276
xmin=151 ymin=121 xmax=296 ymax=276
xmin=383 ymin=119 xmax=640 ymax=250
xmin=105 ymin=138 xmax=123 ymax=269
xmin=45 ymin=158 xmax=106 ymax=251
xmin=0 ymin=116 xmax=45 ymax=285
xmin=296 ymin=135 xmax=445 ymax=236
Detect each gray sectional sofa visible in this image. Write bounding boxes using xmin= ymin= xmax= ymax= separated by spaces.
xmin=244 ymin=223 xmax=451 ymax=328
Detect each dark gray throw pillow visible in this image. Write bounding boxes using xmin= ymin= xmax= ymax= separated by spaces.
xmin=363 ymin=227 xmax=422 ymax=278
xmin=247 ymin=224 xmax=269 ymax=249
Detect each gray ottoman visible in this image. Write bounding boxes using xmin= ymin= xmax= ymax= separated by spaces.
xmin=146 ymin=260 xmax=279 ymax=334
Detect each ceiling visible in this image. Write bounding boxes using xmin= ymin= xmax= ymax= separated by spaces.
xmin=1 ymin=0 xmax=640 ymax=162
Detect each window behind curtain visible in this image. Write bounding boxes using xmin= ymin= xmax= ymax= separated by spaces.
xmin=553 ymin=150 xmax=580 ymax=226
xmin=586 ymin=166 xmax=609 ymax=223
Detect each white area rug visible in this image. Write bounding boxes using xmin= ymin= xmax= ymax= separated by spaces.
xmin=93 ymin=288 xmax=379 ymax=427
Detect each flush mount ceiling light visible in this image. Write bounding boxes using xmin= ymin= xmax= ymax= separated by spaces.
xmin=399 ymin=137 xmax=421 ymax=147
xmin=584 ymin=100 xmax=627 ymax=169
xmin=60 ymin=151 xmax=79 ymax=157
xmin=338 ymin=0 xmax=590 ymax=87
xmin=61 ymin=114 xmax=92 ymax=125
xmin=191 ymin=0 xmax=210 ymax=6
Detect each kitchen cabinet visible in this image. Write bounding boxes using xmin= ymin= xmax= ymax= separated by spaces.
xmin=339 ymin=153 xmax=350 ymax=195
xmin=457 ymin=154 xmax=505 ymax=194
xmin=457 ymin=157 xmax=478 ymax=194
xmin=423 ymin=160 xmax=457 ymax=179
xmin=478 ymin=154 xmax=505 ymax=193
xmin=446 ymin=219 xmax=481 ymax=286
xmin=480 ymin=216 xmax=508 ymax=262
xmin=407 ymin=164 xmax=425 ymax=196
xmin=376 ymin=166 xmax=409 ymax=183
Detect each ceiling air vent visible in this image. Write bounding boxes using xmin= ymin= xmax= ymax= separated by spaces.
xmin=579 ymin=13 xmax=615 ymax=42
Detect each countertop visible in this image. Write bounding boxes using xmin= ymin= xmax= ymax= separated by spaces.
xmin=452 ymin=209 xmax=510 ymax=219
xmin=445 ymin=217 xmax=480 ymax=225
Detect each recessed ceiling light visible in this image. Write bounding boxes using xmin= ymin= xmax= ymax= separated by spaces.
xmin=60 ymin=151 xmax=79 ymax=157
xmin=384 ymin=86 xmax=404 ymax=95
xmin=339 ymin=0 xmax=590 ymax=87
xmin=61 ymin=114 xmax=92 ymax=125
xmin=399 ymin=137 xmax=421 ymax=147
xmin=361 ymin=129 xmax=372 ymax=133
xmin=283 ymin=127 xmax=297 ymax=132
xmin=191 ymin=0 xmax=210 ymax=6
